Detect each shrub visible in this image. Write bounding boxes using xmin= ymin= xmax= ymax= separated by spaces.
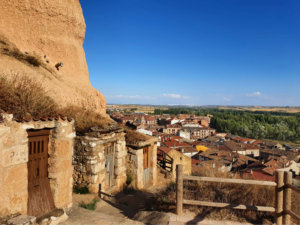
xmin=0 ymin=74 xmax=111 ymax=132
xmin=0 ymin=74 xmax=58 ymax=119
xmin=73 ymin=186 xmax=90 ymax=194
xmin=59 ymin=105 xmax=110 ymax=134
xmin=0 ymin=40 xmax=7 ymax=45
xmin=125 ymin=128 xmax=149 ymax=144
xmin=126 ymin=172 xmax=133 ymax=186
xmin=78 ymin=198 xmax=100 ymax=211
xmin=25 ymin=55 xmax=41 ymax=67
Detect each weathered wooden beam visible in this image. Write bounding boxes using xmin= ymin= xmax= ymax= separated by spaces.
xmin=285 ymin=210 xmax=300 ymax=222
xmin=283 ymin=171 xmax=292 ymax=225
xmin=182 ymin=175 xmax=277 ymax=186
xmin=286 ymin=183 xmax=300 ymax=195
xmin=275 ymin=171 xmax=284 ymax=225
xmin=176 ymin=164 xmax=183 ymax=216
xmin=182 ymin=200 xmax=275 ymax=212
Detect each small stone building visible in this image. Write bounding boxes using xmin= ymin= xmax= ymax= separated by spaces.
xmin=72 ymin=127 xmax=127 ymax=194
xmin=0 ymin=113 xmax=75 ymax=218
xmin=126 ymin=137 xmax=158 ymax=189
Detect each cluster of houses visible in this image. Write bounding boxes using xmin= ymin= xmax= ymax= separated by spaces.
xmin=111 ymin=112 xmax=300 ymax=185
xmin=110 ymin=112 xmax=216 ymax=139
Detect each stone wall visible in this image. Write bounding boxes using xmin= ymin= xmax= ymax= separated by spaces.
xmin=126 ymin=139 xmax=157 ymax=189
xmin=168 ymin=150 xmax=191 ymax=179
xmin=0 ymin=114 xmax=75 ymax=218
xmin=73 ymin=129 xmax=127 ymax=194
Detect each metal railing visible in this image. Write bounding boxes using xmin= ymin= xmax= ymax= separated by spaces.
xmin=175 ymin=164 xmax=300 ymax=225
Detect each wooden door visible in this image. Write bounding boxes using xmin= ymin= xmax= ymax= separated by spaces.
xmin=143 ymin=147 xmax=150 ymax=186
xmin=27 ymin=130 xmax=55 ymax=217
xmin=105 ymin=144 xmax=115 ymax=189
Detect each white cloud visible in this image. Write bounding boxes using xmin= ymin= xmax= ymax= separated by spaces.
xmin=224 ymin=97 xmax=231 ymax=101
xmin=246 ymin=92 xmax=261 ymax=97
xmin=161 ymin=94 xmax=190 ymax=99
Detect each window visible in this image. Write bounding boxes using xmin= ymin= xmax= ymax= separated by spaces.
xmin=180 ymin=157 xmax=182 ymax=160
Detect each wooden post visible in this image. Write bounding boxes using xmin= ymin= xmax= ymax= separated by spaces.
xmin=283 ymin=171 xmax=292 ymax=225
xmin=176 ymin=164 xmax=183 ymax=215
xmin=275 ymin=171 xmax=284 ymax=225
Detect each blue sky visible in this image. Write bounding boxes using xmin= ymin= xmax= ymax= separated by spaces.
xmin=79 ymin=0 xmax=300 ymax=106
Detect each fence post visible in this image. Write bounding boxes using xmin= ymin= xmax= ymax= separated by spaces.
xmin=275 ymin=171 xmax=284 ymax=225
xmin=176 ymin=164 xmax=183 ymax=215
xmin=283 ymin=171 xmax=292 ymax=225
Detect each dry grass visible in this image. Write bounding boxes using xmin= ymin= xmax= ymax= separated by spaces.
xmin=0 ymin=74 xmax=110 ymax=133
xmin=59 ymin=105 xmax=111 ymax=134
xmin=153 ymin=171 xmax=300 ymax=224
xmin=0 ymin=74 xmax=57 ymax=119
xmin=124 ymin=127 xmax=150 ymax=144
xmin=3 ymin=48 xmax=41 ymax=67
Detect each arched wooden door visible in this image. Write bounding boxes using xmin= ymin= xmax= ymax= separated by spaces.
xmin=27 ymin=129 xmax=55 ymax=216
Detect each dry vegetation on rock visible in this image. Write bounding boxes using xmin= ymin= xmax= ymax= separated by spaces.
xmin=0 ymin=74 xmax=57 ymax=119
xmin=124 ymin=127 xmax=149 ymax=144
xmin=59 ymin=105 xmax=111 ymax=133
xmin=0 ymin=74 xmax=110 ymax=133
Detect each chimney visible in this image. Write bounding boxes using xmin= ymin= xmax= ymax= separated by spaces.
xmin=250 ymin=169 xmax=253 ymax=174
xmin=212 ymin=162 xmax=215 ymax=168
xmin=174 ymin=143 xmax=176 ymax=149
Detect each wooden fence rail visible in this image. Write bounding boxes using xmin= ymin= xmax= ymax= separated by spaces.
xmin=176 ymin=164 xmax=300 ymax=225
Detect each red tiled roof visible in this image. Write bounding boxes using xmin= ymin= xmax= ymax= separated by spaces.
xmin=252 ymin=140 xmax=263 ymax=146
xmin=192 ymin=159 xmax=202 ymax=165
xmin=245 ymin=170 xmax=275 ymax=181
xmin=163 ymin=138 xmax=190 ymax=148
xmin=15 ymin=114 xmax=71 ymax=123
xmin=218 ymin=145 xmax=231 ymax=151
xmin=157 ymin=146 xmax=173 ymax=154
xmin=245 ymin=144 xmax=258 ymax=150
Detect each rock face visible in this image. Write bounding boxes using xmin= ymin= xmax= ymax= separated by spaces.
xmin=0 ymin=0 xmax=106 ymax=114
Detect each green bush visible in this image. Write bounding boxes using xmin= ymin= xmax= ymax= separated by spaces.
xmin=73 ymin=186 xmax=90 ymax=194
xmin=126 ymin=172 xmax=133 ymax=186
xmin=78 ymin=198 xmax=100 ymax=211
xmin=161 ymin=197 xmax=168 ymax=205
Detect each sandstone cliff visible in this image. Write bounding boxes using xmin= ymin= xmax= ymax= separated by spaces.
xmin=0 ymin=0 xmax=106 ymax=114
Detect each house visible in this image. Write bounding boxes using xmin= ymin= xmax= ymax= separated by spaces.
xmin=177 ymin=130 xmax=190 ymax=139
xmin=283 ymin=144 xmax=297 ymax=151
xmin=162 ymin=137 xmax=191 ymax=149
xmin=205 ymin=135 xmax=224 ymax=143
xmin=225 ymin=141 xmax=260 ymax=158
xmin=157 ymin=146 xmax=191 ymax=179
xmin=181 ymin=126 xmax=216 ymax=139
xmin=176 ymin=146 xmax=199 ymax=158
xmin=163 ymin=123 xmax=181 ymax=135
xmin=0 ymin=113 xmax=75 ymax=217
xmin=73 ymin=127 xmax=127 ymax=194
xmin=244 ymin=170 xmax=275 ymax=182
xmin=193 ymin=148 xmax=257 ymax=171
xmin=136 ymin=128 xmax=153 ymax=136
xmin=259 ymin=147 xmax=299 ymax=162
xmin=126 ymin=136 xmax=158 ymax=189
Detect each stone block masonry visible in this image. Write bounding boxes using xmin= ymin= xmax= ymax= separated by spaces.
xmin=73 ymin=129 xmax=127 ymax=194
xmin=0 ymin=113 xmax=75 ymax=218
xmin=126 ymin=137 xmax=158 ymax=189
